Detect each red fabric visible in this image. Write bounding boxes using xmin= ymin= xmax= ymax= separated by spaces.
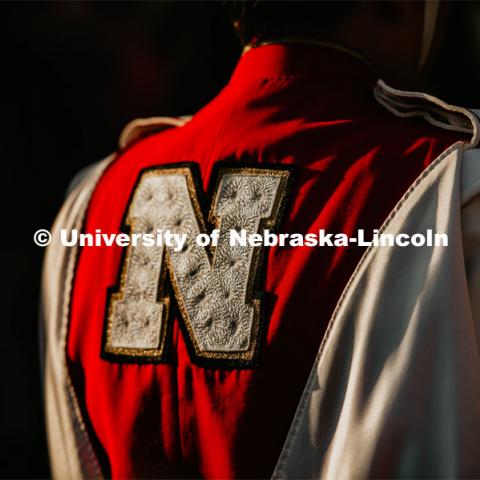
xmin=67 ymin=44 xmax=466 ymax=479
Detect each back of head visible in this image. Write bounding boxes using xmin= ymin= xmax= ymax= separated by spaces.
xmin=226 ymin=0 xmax=442 ymax=87
xmin=227 ymin=1 xmax=356 ymax=46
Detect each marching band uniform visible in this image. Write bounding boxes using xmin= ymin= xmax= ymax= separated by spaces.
xmin=42 ymin=43 xmax=480 ymax=479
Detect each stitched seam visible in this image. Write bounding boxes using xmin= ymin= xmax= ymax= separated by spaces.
xmin=374 ymin=88 xmax=474 ymax=136
xmin=374 ymin=80 xmax=480 ymax=147
xmin=198 ymin=87 xmax=244 ymax=175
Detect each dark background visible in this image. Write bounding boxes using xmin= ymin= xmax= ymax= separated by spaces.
xmin=1 ymin=1 xmax=479 ymax=478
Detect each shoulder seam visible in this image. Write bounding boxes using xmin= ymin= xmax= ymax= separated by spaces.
xmin=374 ymin=79 xmax=480 ymax=148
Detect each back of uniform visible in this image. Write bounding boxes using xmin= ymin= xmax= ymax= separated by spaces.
xmin=45 ymin=44 xmax=472 ymax=478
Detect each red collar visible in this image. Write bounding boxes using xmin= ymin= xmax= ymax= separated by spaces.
xmin=229 ymin=43 xmax=377 ymax=90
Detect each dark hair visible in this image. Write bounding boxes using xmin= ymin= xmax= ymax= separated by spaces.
xmin=227 ymin=1 xmax=356 ymax=46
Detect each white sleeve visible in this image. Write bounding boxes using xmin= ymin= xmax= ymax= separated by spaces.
xmin=41 ymin=155 xmax=113 ymax=480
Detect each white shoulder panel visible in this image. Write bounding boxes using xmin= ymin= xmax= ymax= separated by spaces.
xmin=42 ymin=155 xmax=114 ymax=480
xmin=119 ymin=115 xmax=192 ymax=149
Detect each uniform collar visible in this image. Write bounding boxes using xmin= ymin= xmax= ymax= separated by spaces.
xmin=229 ymin=41 xmax=378 ymax=89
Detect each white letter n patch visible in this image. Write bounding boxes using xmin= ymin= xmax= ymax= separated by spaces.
xmin=102 ymin=164 xmax=290 ymax=367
